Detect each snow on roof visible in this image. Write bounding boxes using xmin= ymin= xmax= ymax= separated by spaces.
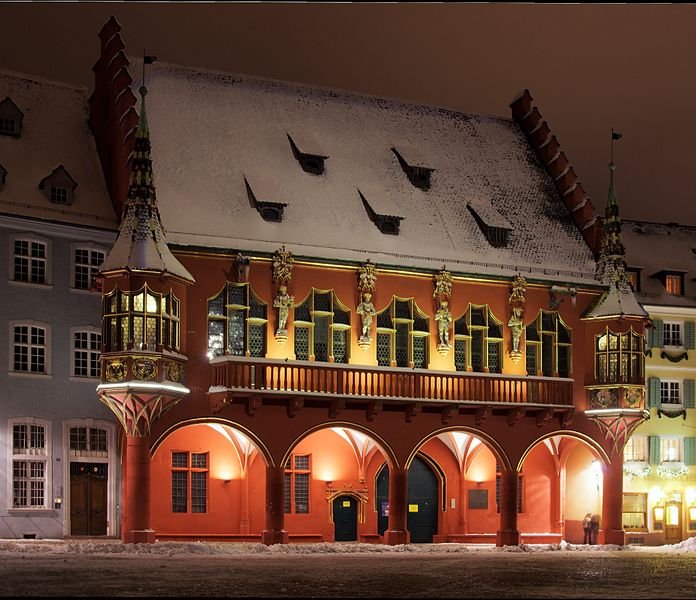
xmin=392 ymin=143 xmax=433 ymax=170
xmin=623 ymin=219 xmax=696 ymax=308
xmin=467 ymin=197 xmax=512 ymax=230
xmin=583 ymin=283 xmax=648 ymax=319
xmin=131 ymin=60 xmax=598 ymax=284
xmin=287 ymin=129 xmax=327 ymax=158
xmin=0 ymin=69 xmax=117 ymax=230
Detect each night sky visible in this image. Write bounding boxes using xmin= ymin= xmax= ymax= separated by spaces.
xmin=2 ymin=3 xmax=694 ymax=225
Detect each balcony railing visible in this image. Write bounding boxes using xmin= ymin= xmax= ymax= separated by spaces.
xmin=210 ymin=357 xmax=573 ymax=407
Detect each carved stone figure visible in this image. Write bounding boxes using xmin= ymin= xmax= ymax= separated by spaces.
xmin=357 ymin=291 xmax=377 ymax=342
xmin=435 ymin=300 xmax=452 ymax=348
xmin=273 ymin=284 xmax=294 ymax=334
xmin=507 ymin=305 xmax=524 ymax=353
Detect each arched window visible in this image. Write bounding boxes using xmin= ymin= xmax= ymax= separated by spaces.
xmin=595 ymin=327 xmax=643 ymax=384
xmin=525 ymin=310 xmax=572 ymax=377
xmin=207 ymin=282 xmax=267 ymax=358
xmin=103 ymin=285 xmax=180 ymax=352
xmin=294 ymin=289 xmax=350 ymax=363
xmin=453 ymin=304 xmax=503 ymax=373
xmin=376 ymin=296 xmax=429 ymax=368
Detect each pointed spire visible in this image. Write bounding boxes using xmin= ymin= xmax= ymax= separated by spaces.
xmin=99 ymin=84 xmax=194 ymax=284
xmin=595 ymin=161 xmax=628 ymax=288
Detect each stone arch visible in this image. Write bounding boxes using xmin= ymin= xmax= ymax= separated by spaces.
xmin=518 ymin=429 xmax=610 ymax=472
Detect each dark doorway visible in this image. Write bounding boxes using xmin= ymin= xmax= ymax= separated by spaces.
xmin=70 ymin=463 xmax=107 ymax=536
xmin=333 ymin=495 xmax=358 ymax=541
xmin=375 ymin=456 xmax=439 ymax=542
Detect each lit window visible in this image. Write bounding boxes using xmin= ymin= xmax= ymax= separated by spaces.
xmin=13 ymin=239 xmax=47 ymax=284
xmin=624 ymin=437 xmax=647 ymax=462
xmin=376 ymin=296 xmax=429 ymax=369
xmin=622 ymin=493 xmax=647 ymax=530
xmin=12 ymin=323 xmax=48 ymax=374
xmin=171 ymin=451 xmax=208 ymax=513
xmin=525 ymin=310 xmax=572 ymax=377
xmin=11 ymin=419 xmax=50 ymax=509
xmin=660 ymin=380 xmax=681 ymax=405
xmin=595 ymin=327 xmax=643 ymax=384
xmin=73 ymin=329 xmax=101 ymax=378
xmin=626 ymin=269 xmax=640 ymax=292
xmin=665 ymin=274 xmax=682 ymax=296
xmin=660 ymin=438 xmax=682 ymax=462
xmin=74 ymin=247 xmax=105 ymax=290
xmin=663 ymin=321 xmax=683 ymax=347
xmin=454 ymin=304 xmax=504 ymax=373
xmin=284 ymin=454 xmax=311 ymax=514
xmin=294 ymin=289 xmax=350 ymax=363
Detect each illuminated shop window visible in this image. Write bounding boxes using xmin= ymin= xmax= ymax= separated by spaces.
xmin=622 ymin=493 xmax=647 ymax=531
xmin=454 ymin=304 xmax=503 ymax=373
xmin=525 ymin=310 xmax=572 ymax=377
xmin=376 ymin=296 xmax=429 ymax=368
xmin=207 ymin=282 xmax=267 ymax=358
xmin=595 ymin=327 xmax=643 ymax=384
xmin=103 ymin=285 xmax=180 ymax=352
xmin=284 ymin=454 xmax=311 ymax=514
xmin=294 ymin=289 xmax=350 ymax=363
xmin=171 ymin=451 xmax=208 ymax=514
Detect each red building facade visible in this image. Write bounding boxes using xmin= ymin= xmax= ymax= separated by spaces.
xmin=90 ymin=17 xmax=649 ymax=546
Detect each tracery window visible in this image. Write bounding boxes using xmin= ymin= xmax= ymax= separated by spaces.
xmin=376 ymin=296 xmax=429 ymax=368
xmin=453 ymin=304 xmax=503 ymax=373
xmin=595 ymin=327 xmax=643 ymax=384
xmin=207 ymin=282 xmax=267 ymax=358
xmin=525 ymin=310 xmax=572 ymax=377
xmin=294 ymin=289 xmax=350 ymax=363
xmin=171 ymin=451 xmax=208 ymax=513
xmin=103 ymin=285 xmax=180 ymax=352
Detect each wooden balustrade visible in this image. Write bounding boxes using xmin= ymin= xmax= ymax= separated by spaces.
xmin=211 ymin=357 xmax=573 ymax=407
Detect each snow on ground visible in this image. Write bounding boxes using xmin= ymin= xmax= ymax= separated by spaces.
xmin=0 ymin=537 xmax=694 ymax=556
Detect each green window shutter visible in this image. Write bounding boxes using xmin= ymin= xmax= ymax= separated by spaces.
xmin=685 ymin=379 xmax=695 ymax=409
xmin=652 ymin=319 xmax=663 ymax=348
xmin=648 ymin=377 xmax=661 ymax=408
xmin=686 ymin=322 xmax=695 ymax=350
xmin=684 ymin=438 xmax=696 ymax=466
xmin=648 ymin=436 xmax=660 ymax=465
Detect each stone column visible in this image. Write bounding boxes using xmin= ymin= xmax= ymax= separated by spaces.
xmin=458 ymin=467 xmax=467 ymax=533
xmin=239 ymin=470 xmax=250 ymax=535
xmin=384 ymin=466 xmax=409 ymax=545
xmin=262 ymin=465 xmax=288 ymax=545
xmin=601 ymin=454 xmax=625 ymax=545
xmin=122 ymin=434 xmax=155 ymax=543
xmin=496 ymin=470 xmax=520 ymax=547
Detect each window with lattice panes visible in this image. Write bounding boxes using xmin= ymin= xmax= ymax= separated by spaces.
xmin=660 ymin=438 xmax=682 ymax=462
xmin=663 ymin=321 xmax=683 ymax=347
xmin=454 ymin=304 xmax=503 ymax=373
xmin=376 ymin=296 xmax=429 ymax=368
xmin=13 ymin=239 xmax=47 ymax=284
xmin=73 ymin=329 xmax=101 ymax=377
xmin=525 ymin=310 xmax=572 ymax=377
xmin=103 ymin=285 xmax=180 ymax=352
xmin=11 ymin=419 xmax=50 ymax=509
xmin=595 ymin=327 xmax=643 ymax=384
xmin=622 ymin=493 xmax=647 ymax=531
xmin=665 ymin=273 xmax=683 ymax=296
xmin=74 ymin=247 xmax=105 ymax=290
xmin=624 ymin=436 xmax=647 ymax=462
xmin=293 ymin=289 xmax=350 ymax=363
xmin=284 ymin=454 xmax=311 ymax=514
xmin=660 ymin=380 xmax=681 ymax=406
xmin=12 ymin=323 xmax=48 ymax=373
xmin=171 ymin=451 xmax=208 ymax=513
xmin=207 ymin=282 xmax=267 ymax=358
xmin=69 ymin=426 xmax=108 ymax=458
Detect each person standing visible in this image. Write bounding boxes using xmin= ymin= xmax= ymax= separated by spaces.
xmin=590 ymin=513 xmax=601 ymax=545
xmin=582 ymin=513 xmax=592 ymax=544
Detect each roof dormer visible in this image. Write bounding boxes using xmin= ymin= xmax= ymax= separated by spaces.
xmin=39 ymin=165 xmax=77 ymax=206
xmin=244 ymin=176 xmax=287 ymax=223
xmin=359 ymin=188 xmax=404 ymax=235
xmin=391 ymin=145 xmax=434 ymax=190
xmin=0 ymin=97 xmax=23 ymax=138
xmin=651 ymin=270 xmax=686 ymax=296
xmin=287 ymin=132 xmax=327 ymax=175
xmin=467 ymin=199 xmax=512 ymax=248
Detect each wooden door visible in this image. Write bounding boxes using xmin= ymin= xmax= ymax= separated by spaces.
xmin=70 ymin=469 xmax=107 ymax=536
xmin=665 ymin=501 xmax=682 ymax=544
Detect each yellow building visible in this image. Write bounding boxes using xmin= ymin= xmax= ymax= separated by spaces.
xmin=623 ymin=220 xmax=696 ymax=545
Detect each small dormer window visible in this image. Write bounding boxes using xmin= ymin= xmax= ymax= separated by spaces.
xmin=0 ymin=97 xmax=23 ymax=138
xmin=359 ymin=189 xmax=404 ymax=235
xmin=651 ymin=270 xmax=685 ymax=296
xmin=391 ymin=146 xmax=434 ymax=191
xmin=467 ymin=200 xmax=512 ymax=248
xmin=626 ymin=267 xmax=641 ymax=292
xmin=39 ymin=165 xmax=77 ymax=206
xmin=244 ymin=176 xmax=287 ymax=223
xmin=287 ymin=133 xmax=328 ymax=176
xmin=0 ymin=163 xmax=6 ymax=189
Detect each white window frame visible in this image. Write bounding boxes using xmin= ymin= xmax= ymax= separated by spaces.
xmin=70 ymin=243 xmax=106 ymax=292
xmin=8 ymin=233 xmax=52 ymax=287
xmin=660 ymin=379 xmax=681 ymax=406
xmin=70 ymin=326 xmax=102 ymax=379
xmin=660 ymin=437 xmax=683 ymax=463
xmin=663 ymin=321 xmax=683 ymax=348
xmin=7 ymin=417 xmax=52 ymax=511
xmin=624 ymin=436 xmax=647 ymax=462
xmin=9 ymin=320 xmax=51 ymax=377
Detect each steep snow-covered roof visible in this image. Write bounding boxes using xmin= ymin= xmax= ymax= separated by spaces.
xmin=131 ymin=60 xmax=598 ymax=284
xmin=0 ymin=69 xmax=117 ymax=230
xmin=623 ymin=219 xmax=696 ymax=309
